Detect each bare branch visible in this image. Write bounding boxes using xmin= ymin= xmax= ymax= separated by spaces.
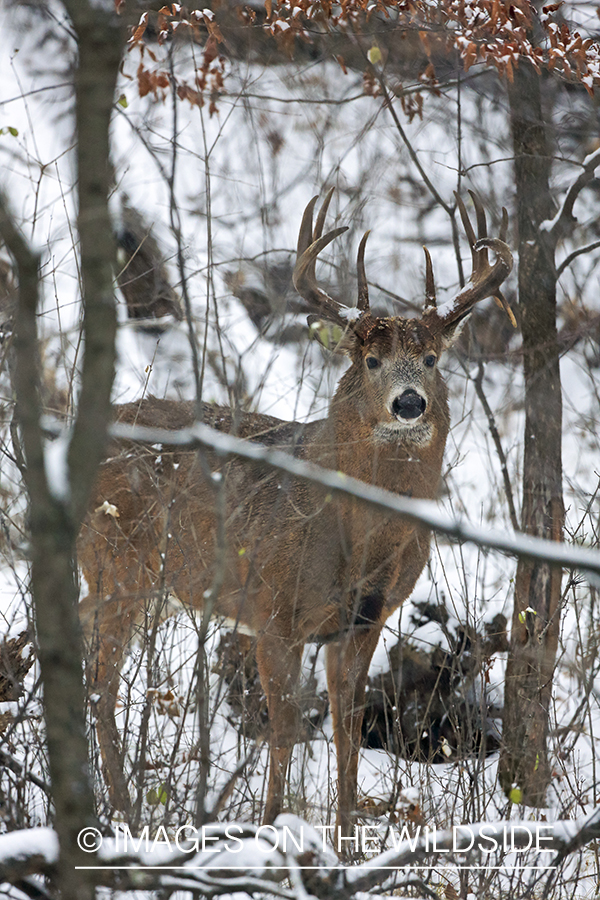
xmin=556 ymin=238 xmax=600 ymax=278
xmin=545 ymin=147 xmax=600 ymax=242
xmin=100 ymin=418 xmax=600 ymax=584
xmin=472 ymin=360 xmax=519 ymax=531
xmin=0 ymin=748 xmax=51 ymax=797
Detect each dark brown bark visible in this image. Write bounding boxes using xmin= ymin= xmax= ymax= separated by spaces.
xmin=0 ymin=192 xmax=98 ymax=900
xmin=64 ymin=0 xmax=124 ymax=525
xmin=499 ymin=62 xmax=564 ymax=805
xmin=1 ymin=2 xmax=124 ymax=898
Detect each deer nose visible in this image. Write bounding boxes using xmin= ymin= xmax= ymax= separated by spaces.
xmin=392 ymin=389 xmax=427 ymax=420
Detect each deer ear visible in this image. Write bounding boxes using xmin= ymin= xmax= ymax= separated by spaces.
xmin=308 ymin=317 xmax=361 ymax=355
xmin=440 ymin=312 xmax=470 ymax=351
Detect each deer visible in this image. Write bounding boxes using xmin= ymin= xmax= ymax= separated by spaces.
xmin=78 ymin=189 xmax=512 ymax=839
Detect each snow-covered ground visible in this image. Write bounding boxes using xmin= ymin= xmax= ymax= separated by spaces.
xmin=1 ymin=3 xmax=599 ymax=896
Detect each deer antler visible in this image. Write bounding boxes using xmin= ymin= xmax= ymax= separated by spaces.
xmin=293 ymin=189 xmax=371 ymax=328
xmin=424 ymin=192 xmax=513 ymax=331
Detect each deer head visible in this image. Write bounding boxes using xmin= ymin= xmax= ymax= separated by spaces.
xmin=294 ymin=188 xmax=513 ymax=446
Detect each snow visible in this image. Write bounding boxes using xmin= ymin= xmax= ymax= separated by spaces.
xmin=42 ymin=428 xmax=71 ymax=504
xmin=0 ymin=4 xmax=599 ymax=893
xmin=0 ymin=827 xmax=58 ymax=864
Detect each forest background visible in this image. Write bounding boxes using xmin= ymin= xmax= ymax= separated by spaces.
xmin=0 ymin=0 xmax=599 ymax=898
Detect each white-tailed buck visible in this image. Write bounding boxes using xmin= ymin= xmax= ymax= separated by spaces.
xmin=78 ymin=190 xmax=512 ymax=836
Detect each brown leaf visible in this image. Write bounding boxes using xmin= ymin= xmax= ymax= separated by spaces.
xmin=131 ymin=11 xmax=149 ymax=43
xmin=419 ymin=29 xmax=431 ymax=56
xmin=137 ymin=63 xmax=152 ymax=97
xmin=177 ymin=82 xmax=205 ymax=107
xmin=204 ymin=35 xmax=219 ymax=66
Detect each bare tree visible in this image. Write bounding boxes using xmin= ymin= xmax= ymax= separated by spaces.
xmin=0 ymin=1 xmax=125 ymax=896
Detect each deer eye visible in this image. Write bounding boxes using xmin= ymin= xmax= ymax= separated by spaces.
xmin=424 ymin=354 xmax=437 ymax=368
xmin=366 ymin=356 xmax=380 ymax=370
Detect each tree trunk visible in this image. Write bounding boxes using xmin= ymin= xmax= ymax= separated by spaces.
xmin=499 ymin=62 xmax=564 ymax=805
xmin=1 ymin=2 xmax=124 ymax=897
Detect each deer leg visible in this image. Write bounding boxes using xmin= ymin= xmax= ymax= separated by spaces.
xmin=326 ymin=622 xmax=383 ymax=842
xmin=256 ymin=632 xmax=303 ymax=824
xmin=80 ymin=593 xmax=134 ymax=814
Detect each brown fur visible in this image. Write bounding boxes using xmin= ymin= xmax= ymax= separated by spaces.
xmin=79 ymin=321 xmax=447 ymax=829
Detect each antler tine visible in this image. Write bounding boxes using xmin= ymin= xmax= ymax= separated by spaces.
xmin=455 ymin=192 xmax=478 ymax=270
xmin=314 ymin=186 xmax=335 ymax=242
xmin=293 ymin=193 xmax=349 ymax=326
xmin=426 ymin=194 xmax=513 ymax=332
xmin=357 ymin=230 xmax=371 ymax=312
xmin=297 ymin=195 xmax=319 ymax=259
xmin=468 ymin=189 xmax=489 ymax=269
xmin=294 ymin=228 xmax=349 ymax=297
xmin=423 ymin=246 xmax=436 ymax=309
xmin=499 ymin=207 xmax=509 ymax=243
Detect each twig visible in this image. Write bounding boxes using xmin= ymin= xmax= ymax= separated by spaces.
xmin=545 ymin=147 xmax=600 ymax=242
xmin=207 ymin=744 xmax=261 ymax=821
xmin=101 ymin=417 xmax=600 ymax=583
xmin=472 ymin=360 xmax=519 ymax=531
xmin=373 ymin=68 xmax=465 ymax=287
xmin=556 ymin=238 xmax=600 ymax=278
xmin=0 ymin=748 xmax=51 ymax=796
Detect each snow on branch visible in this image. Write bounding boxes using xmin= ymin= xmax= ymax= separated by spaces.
xmin=106 ymin=419 xmax=600 ymax=585
xmin=1 ymin=811 xmax=600 ymax=898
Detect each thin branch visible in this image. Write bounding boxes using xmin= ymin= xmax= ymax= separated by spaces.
xmin=100 ymin=418 xmax=600 ymax=583
xmin=167 ymin=46 xmax=204 ymax=418
xmin=472 ymin=360 xmax=519 ymax=531
xmin=376 ymin=76 xmax=452 ymax=217
xmin=341 ymin=809 xmax=600 ymax=895
xmin=374 ymin=70 xmax=466 ymax=288
xmin=207 ymin=744 xmax=261 ymax=821
xmin=0 ymin=748 xmax=51 ymax=796
xmin=545 ymin=146 xmax=600 ymax=242
xmin=556 ymin=238 xmax=600 ymax=278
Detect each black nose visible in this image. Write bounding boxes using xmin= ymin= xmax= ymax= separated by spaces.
xmin=392 ymin=389 xmax=427 ymax=420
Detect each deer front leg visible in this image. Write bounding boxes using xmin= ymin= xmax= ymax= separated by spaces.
xmin=80 ymin=593 xmax=133 ymax=814
xmin=326 ymin=622 xmax=383 ymax=842
xmin=256 ymin=632 xmax=303 ymax=824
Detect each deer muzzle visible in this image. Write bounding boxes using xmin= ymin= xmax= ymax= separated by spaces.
xmin=392 ymin=389 xmax=427 ymax=421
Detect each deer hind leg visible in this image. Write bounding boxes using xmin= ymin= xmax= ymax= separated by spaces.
xmin=255 ymin=632 xmax=303 ymax=824
xmin=80 ymin=591 xmax=136 ymax=813
xmin=326 ymin=623 xmax=383 ymax=843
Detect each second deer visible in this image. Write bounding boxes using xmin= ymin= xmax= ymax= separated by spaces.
xmin=78 ymin=190 xmax=512 ymax=837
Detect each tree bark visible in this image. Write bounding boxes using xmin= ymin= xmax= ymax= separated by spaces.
xmin=499 ymin=61 xmax=564 ymax=805
xmin=1 ymin=2 xmax=124 ymax=897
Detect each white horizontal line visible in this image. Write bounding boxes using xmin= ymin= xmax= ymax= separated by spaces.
xmin=76 ymin=865 xmax=558 ymax=871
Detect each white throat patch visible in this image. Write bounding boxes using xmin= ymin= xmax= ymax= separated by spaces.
xmin=372 ymin=420 xmax=434 ymax=447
